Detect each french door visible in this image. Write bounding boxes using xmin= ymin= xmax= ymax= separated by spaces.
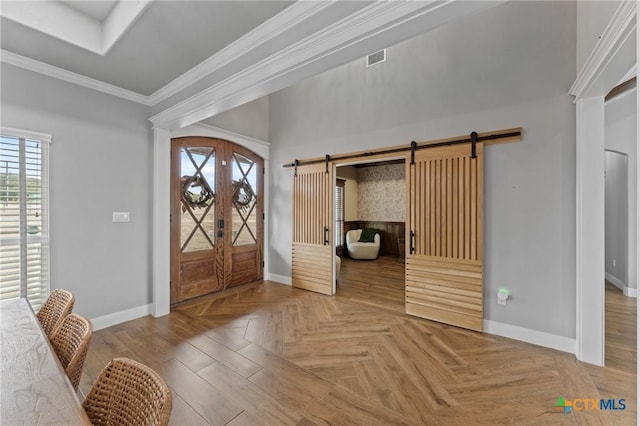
xmin=291 ymin=163 xmax=334 ymax=295
xmin=171 ymin=137 xmax=263 ymax=304
xmin=406 ymin=143 xmax=484 ymax=331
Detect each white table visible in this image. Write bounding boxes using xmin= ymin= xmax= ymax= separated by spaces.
xmin=1 ymin=298 xmax=91 ymax=425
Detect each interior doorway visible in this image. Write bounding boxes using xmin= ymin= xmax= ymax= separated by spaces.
xmin=604 ymin=149 xmax=636 ymax=370
xmin=332 ymin=138 xmax=488 ymax=332
xmin=170 ymin=137 xmax=263 ymax=304
xmin=335 ymin=160 xmax=407 ymax=312
xmin=604 ymin=150 xmax=629 ymax=292
xmin=289 ymin=129 xmax=514 ymax=331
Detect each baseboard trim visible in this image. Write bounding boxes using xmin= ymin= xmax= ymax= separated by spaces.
xmin=483 ymin=319 xmax=576 ymax=354
xmin=267 ymin=273 xmax=292 ymax=286
xmin=605 ymin=272 xmax=636 ymax=298
xmin=605 ymin=272 xmax=625 ymax=290
xmin=266 ymin=276 xmax=577 ymax=353
xmin=90 ymin=304 xmax=152 ymax=331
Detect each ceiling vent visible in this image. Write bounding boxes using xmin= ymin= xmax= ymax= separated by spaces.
xmin=366 ymin=49 xmax=386 ymax=67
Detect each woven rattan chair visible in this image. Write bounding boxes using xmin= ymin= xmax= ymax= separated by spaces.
xmin=83 ymin=357 xmax=172 ymax=426
xmin=50 ymin=313 xmax=92 ymax=391
xmin=37 ymin=289 xmax=75 ymax=338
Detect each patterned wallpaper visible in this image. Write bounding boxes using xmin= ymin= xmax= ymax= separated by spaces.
xmin=357 ymin=164 xmax=406 ymax=221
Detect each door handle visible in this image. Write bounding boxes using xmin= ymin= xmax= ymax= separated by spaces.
xmin=409 ymin=230 xmax=415 ymax=254
xmin=323 ymin=226 xmax=329 ymax=246
xmin=217 ymin=219 xmax=224 ymax=238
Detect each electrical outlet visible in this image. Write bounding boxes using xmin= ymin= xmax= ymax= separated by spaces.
xmin=497 ymin=289 xmax=510 ymax=305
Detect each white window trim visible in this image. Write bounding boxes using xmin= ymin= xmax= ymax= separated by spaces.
xmin=0 ymin=127 xmax=52 ymax=145
xmin=0 ymin=127 xmax=52 ymax=308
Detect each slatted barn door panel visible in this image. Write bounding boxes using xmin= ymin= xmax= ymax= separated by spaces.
xmin=407 ymin=144 xmax=483 ymax=331
xmin=292 ymin=163 xmax=334 ymax=295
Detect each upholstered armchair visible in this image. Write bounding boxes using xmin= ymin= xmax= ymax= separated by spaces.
xmin=346 ymin=229 xmax=380 ymax=260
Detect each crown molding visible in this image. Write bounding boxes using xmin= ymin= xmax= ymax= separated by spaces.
xmin=147 ymin=1 xmax=335 ymax=105
xmin=0 ymin=0 xmax=150 ymax=55
xmin=150 ymin=0 xmax=500 ymax=129
xmin=0 ymin=50 xmax=152 ymax=105
xmin=1 ymin=1 xmax=336 ymax=107
xmin=569 ymin=1 xmax=637 ymax=100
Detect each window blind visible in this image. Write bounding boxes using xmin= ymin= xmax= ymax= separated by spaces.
xmin=0 ymin=128 xmax=50 ymax=310
xmin=335 ymin=179 xmax=345 ymax=248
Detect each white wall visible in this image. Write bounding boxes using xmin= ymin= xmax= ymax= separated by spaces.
xmin=0 ymin=63 xmax=153 ymax=320
xmin=200 ymin=97 xmax=269 ymax=141
xmin=268 ymin=1 xmax=577 ymax=338
xmin=576 ymin=1 xmax=621 ymax=73
xmin=605 ymin=89 xmax=638 ymax=292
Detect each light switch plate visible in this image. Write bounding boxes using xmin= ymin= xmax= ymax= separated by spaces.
xmin=112 ymin=212 xmax=130 ymax=222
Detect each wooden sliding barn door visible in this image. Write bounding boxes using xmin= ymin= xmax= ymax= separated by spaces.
xmin=406 ymin=144 xmax=484 ymax=331
xmin=292 ymin=163 xmax=334 ymax=295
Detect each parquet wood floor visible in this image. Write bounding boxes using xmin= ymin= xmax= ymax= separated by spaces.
xmin=81 ymin=258 xmax=636 ymax=425
xmin=605 ymin=281 xmax=637 ymax=373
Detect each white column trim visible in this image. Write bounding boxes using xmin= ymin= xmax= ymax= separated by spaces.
xmin=575 ymin=97 xmax=606 ymax=366
xmin=570 ymin=1 xmax=637 ymax=367
xmin=152 ymin=128 xmax=171 ymax=317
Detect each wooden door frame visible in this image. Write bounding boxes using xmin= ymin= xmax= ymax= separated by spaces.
xmin=170 ymin=137 xmax=264 ymax=303
xmin=152 ymin=123 xmax=270 ymax=317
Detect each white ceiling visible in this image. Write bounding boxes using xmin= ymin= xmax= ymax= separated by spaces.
xmin=1 ymin=1 xmax=295 ymax=95
xmin=0 ymin=0 xmax=507 ymax=120
xmin=61 ymin=1 xmax=117 ymax=22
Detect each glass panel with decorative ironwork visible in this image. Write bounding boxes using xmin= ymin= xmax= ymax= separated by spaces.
xmin=231 ymin=152 xmax=257 ymax=246
xmin=180 ymin=147 xmax=216 ymax=252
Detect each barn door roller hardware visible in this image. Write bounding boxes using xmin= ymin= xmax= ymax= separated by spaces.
xmin=283 ymin=128 xmax=521 ymax=168
xmin=325 ymin=155 xmax=330 ymax=173
xmin=410 ymin=141 xmax=417 ymax=165
xmin=470 ymin=131 xmax=478 ymax=159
